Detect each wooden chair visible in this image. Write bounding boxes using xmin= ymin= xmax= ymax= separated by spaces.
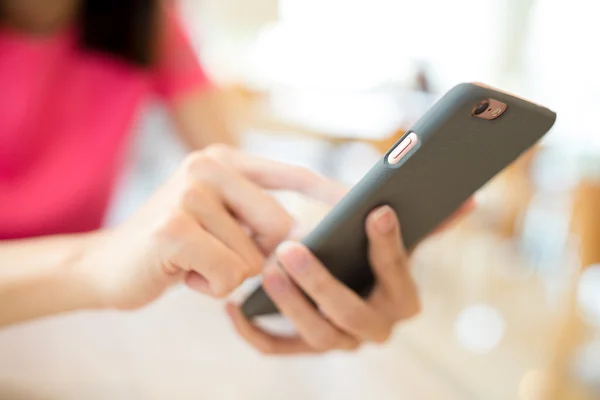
xmin=543 ymin=180 xmax=600 ymax=399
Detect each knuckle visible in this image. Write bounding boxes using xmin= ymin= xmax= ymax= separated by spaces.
xmin=181 ymin=184 xmax=213 ymax=210
xmin=256 ymin=341 xmax=275 ymax=355
xmin=259 ymin=204 xmax=294 ymax=238
xmin=232 ymin=264 xmax=249 ymax=287
xmin=267 ymin=214 xmax=294 ymax=245
xmin=245 ymin=254 xmax=265 ymax=277
xmin=404 ymin=297 xmax=422 ymax=318
xmin=153 ymin=211 xmax=191 ymax=241
xmin=308 ymin=329 xmax=339 ymax=352
xmin=182 ymin=151 xmax=223 ymax=177
xmin=211 ymin=282 xmax=232 ymax=299
xmin=214 ymin=264 xmax=247 ymax=298
xmin=279 ymin=213 xmax=295 ymax=236
xmin=341 ymin=339 xmax=361 ymax=351
xmin=372 ymin=328 xmax=393 ymax=344
xmin=151 ymin=213 xmax=196 ymax=261
xmin=338 ymin=305 xmax=368 ymax=332
xmin=203 ymin=143 xmax=233 ymax=161
xmin=382 ymin=250 xmax=407 ymax=268
xmin=393 ymin=292 xmax=422 ymax=320
xmin=181 ymin=151 xmax=204 ymax=172
xmin=393 ymin=250 xmax=408 ymax=264
xmin=310 ymin=273 xmax=331 ymax=297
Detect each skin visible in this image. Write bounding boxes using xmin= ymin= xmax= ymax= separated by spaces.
xmin=226 ymin=197 xmax=474 ymax=355
xmin=0 ymin=1 xmax=474 ymax=353
xmin=171 ymin=87 xmax=239 ymax=148
xmin=226 ymin=206 xmax=420 ymax=353
xmin=0 ymin=144 xmax=472 ymax=349
xmin=0 ymin=146 xmax=343 ymax=325
xmin=0 ymin=0 xmax=238 ymax=148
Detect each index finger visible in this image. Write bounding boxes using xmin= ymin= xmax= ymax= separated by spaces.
xmin=205 ymin=145 xmax=349 ymax=206
xmin=190 ymin=158 xmax=295 ymax=254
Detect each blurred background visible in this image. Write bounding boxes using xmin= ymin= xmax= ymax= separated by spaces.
xmin=1 ymin=0 xmax=600 ymax=399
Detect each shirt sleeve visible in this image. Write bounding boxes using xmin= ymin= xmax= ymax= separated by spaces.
xmin=151 ymin=7 xmax=212 ymax=102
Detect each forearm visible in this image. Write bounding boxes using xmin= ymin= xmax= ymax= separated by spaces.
xmin=171 ymin=88 xmax=239 ymax=149
xmin=0 ymin=233 xmax=100 ymax=326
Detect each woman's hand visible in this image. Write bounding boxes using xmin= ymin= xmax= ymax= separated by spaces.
xmin=79 ymin=145 xmax=345 ymax=311
xmin=226 ymin=201 xmax=474 ymax=355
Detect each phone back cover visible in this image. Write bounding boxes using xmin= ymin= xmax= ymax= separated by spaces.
xmin=243 ymin=83 xmax=557 ymax=317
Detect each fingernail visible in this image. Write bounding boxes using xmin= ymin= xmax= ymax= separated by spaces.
xmin=371 ymin=206 xmax=395 ymax=233
xmin=277 ymin=241 xmax=309 ymax=274
xmin=264 ymin=271 xmax=288 ymax=294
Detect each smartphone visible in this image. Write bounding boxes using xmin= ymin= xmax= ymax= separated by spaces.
xmin=242 ymin=82 xmax=556 ymax=318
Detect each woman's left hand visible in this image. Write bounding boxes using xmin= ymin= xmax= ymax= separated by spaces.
xmin=226 ymin=195 xmax=474 ymax=355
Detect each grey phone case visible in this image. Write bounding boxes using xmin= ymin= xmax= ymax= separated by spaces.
xmin=242 ymin=83 xmax=557 ymax=318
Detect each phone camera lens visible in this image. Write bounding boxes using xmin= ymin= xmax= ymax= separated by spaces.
xmin=473 ymin=101 xmax=490 ymax=116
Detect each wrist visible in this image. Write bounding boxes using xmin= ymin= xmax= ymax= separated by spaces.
xmin=41 ymin=232 xmax=107 ymax=316
xmin=0 ymin=232 xmax=105 ymax=326
xmin=69 ymin=230 xmax=114 ymax=311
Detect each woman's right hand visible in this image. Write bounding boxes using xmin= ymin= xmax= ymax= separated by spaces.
xmin=78 ymin=145 xmax=346 ymax=311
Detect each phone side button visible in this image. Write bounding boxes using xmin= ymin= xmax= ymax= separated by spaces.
xmin=387 ymin=132 xmax=419 ymax=165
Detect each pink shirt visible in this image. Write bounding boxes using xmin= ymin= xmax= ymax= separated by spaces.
xmin=0 ymin=14 xmax=210 ymax=239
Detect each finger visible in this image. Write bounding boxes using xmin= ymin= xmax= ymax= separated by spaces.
xmin=226 ymin=303 xmax=314 ymax=355
xmin=183 ymin=153 xmax=294 ymax=254
xmin=168 ymin=218 xmax=247 ymax=298
xmin=276 ymin=242 xmax=393 ymax=343
xmin=204 ymin=145 xmax=349 ymax=206
xmin=365 ymin=206 xmax=409 ymax=294
xmin=185 ymin=271 xmax=211 ymax=296
xmin=261 ymin=263 xmax=359 ymax=350
xmin=182 ymin=188 xmax=265 ymax=276
xmin=366 ymin=206 xmax=420 ymax=319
